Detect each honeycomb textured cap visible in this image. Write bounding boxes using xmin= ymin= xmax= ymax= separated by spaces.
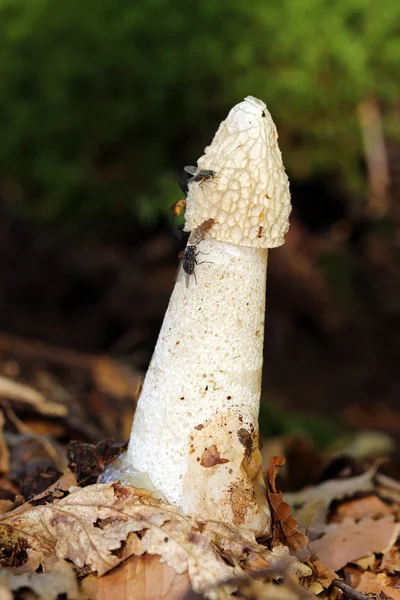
xmin=184 ymin=96 xmax=292 ymax=248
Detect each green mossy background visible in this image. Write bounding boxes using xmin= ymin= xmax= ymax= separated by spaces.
xmin=0 ymin=0 xmax=399 ymax=229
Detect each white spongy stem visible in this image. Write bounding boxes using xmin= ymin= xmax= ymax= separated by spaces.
xmin=127 ymin=238 xmax=269 ymax=530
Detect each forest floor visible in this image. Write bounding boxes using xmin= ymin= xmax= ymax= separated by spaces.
xmin=0 ymin=206 xmax=399 ymax=598
xmin=0 ymin=332 xmax=399 ymax=599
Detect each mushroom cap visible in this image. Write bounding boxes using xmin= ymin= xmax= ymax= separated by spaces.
xmin=184 ymin=96 xmax=291 ymax=248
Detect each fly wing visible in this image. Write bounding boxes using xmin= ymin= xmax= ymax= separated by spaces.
xmin=184 ymin=165 xmax=198 ymax=176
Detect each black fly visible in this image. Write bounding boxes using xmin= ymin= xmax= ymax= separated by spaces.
xmin=181 ymin=245 xmax=198 ymax=276
xmin=178 ymin=243 xmax=212 ymax=285
xmin=184 ymin=166 xmax=217 ymax=186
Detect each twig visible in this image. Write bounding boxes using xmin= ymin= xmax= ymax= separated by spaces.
xmin=3 ymin=401 xmax=66 ymax=471
xmin=332 ymin=579 xmax=371 ymax=600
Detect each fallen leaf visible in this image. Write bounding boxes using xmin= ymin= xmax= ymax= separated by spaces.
xmin=0 ymin=482 xmax=311 ymax=598
xmin=356 ymin=571 xmax=400 ymax=600
xmin=82 ymin=554 xmax=190 ymax=600
xmin=310 ymin=558 xmax=337 ymax=589
xmin=266 ymin=457 xmax=309 ymax=558
xmin=0 ymin=375 xmax=66 ymax=416
xmin=342 ymin=565 xmax=362 ymax=589
xmin=0 ymin=411 xmax=9 ymax=475
xmin=308 ymin=581 xmax=324 ymax=595
xmin=285 ymin=467 xmax=375 ymax=510
xmin=0 ymin=560 xmax=82 ymax=600
xmin=0 ymin=479 xmax=23 ymax=515
xmin=376 ymin=472 xmax=400 ymax=504
xmin=0 ymin=500 xmax=15 ymax=515
xmin=353 ymin=554 xmax=376 ymax=570
xmin=380 ymin=547 xmax=400 ymax=574
xmin=331 ymin=494 xmax=393 ymax=522
xmin=310 ymin=515 xmax=400 ymax=571
xmin=200 ymin=445 xmax=229 ymax=468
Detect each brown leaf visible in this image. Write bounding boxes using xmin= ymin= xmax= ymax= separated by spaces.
xmin=310 ymin=515 xmax=400 ymax=571
xmin=331 ymin=494 xmax=393 ymax=523
xmin=0 ymin=481 xmax=313 ymax=598
xmin=266 ymin=457 xmax=309 ymax=557
xmin=267 ymin=456 xmax=286 ymax=494
xmin=200 ymin=445 xmax=229 ymax=468
xmin=380 ymin=546 xmax=400 ymax=574
xmin=310 ymin=558 xmax=337 ymax=589
xmin=0 ymin=560 xmax=82 ymax=600
xmin=356 ymin=571 xmax=400 ymax=600
xmin=285 ymin=467 xmax=376 ymax=511
xmin=82 ymin=554 xmax=190 ymax=600
xmin=342 ymin=565 xmax=363 ymax=589
xmin=0 ymin=411 xmax=9 ymax=475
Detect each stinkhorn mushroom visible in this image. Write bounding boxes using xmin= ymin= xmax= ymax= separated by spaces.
xmin=119 ymin=96 xmax=291 ymax=536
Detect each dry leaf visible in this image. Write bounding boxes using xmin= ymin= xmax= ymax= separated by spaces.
xmin=342 ymin=565 xmax=362 ymax=589
xmin=310 ymin=558 xmax=337 ymax=589
xmin=0 ymin=375 xmax=66 ymax=416
xmin=82 ymin=554 xmax=190 ymax=600
xmin=353 ymin=554 xmax=376 ymax=570
xmin=0 ymin=560 xmax=82 ymax=600
xmin=380 ymin=547 xmax=400 ymax=574
xmin=0 ymin=500 xmax=15 ymax=515
xmin=376 ymin=472 xmax=400 ymax=504
xmin=0 ymin=411 xmax=9 ymax=475
xmin=356 ymin=571 xmax=400 ymax=600
xmin=200 ymin=445 xmax=229 ymax=468
xmin=0 ymin=482 xmax=310 ymax=599
xmin=310 ymin=515 xmax=400 ymax=571
xmin=266 ymin=457 xmax=309 ymax=557
xmin=331 ymin=494 xmax=393 ymax=522
xmin=285 ymin=467 xmax=375 ymax=510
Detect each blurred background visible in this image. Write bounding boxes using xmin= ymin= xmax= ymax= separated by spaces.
xmin=0 ymin=0 xmax=399 ymax=474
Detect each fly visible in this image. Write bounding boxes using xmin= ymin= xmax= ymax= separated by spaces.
xmin=188 ymin=218 xmax=215 ymax=245
xmin=180 ymin=245 xmax=198 ymax=277
xmin=184 ymin=166 xmax=217 ymax=186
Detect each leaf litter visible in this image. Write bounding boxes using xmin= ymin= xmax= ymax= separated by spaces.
xmin=1 ymin=344 xmax=400 ymax=599
xmin=0 ymin=481 xmax=311 ymax=599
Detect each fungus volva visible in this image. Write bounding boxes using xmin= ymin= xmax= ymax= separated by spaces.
xmin=122 ymin=96 xmax=291 ymax=536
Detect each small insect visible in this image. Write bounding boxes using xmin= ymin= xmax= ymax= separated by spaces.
xmin=188 ymin=218 xmax=215 ymax=245
xmin=180 ymin=245 xmax=198 ymax=277
xmin=179 ymin=243 xmax=213 ymax=285
xmin=178 ymin=219 xmax=216 ymax=285
xmin=170 ymin=198 xmax=186 ymax=218
xmin=257 ymin=225 xmax=263 ymax=239
xmin=184 ymin=166 xmax=217 ymax=186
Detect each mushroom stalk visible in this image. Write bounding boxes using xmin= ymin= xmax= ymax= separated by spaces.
xmin=125 ymin=96 xmax=291 ymax=536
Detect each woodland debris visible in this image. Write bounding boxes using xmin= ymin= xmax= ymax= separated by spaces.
xmin=355 ymin=571 xmax=400 ymax=600
xmin=310 ymin=515 xmax=400 ymax=571
xmin=0 ymin=375 xmax=66 ymax=416
xmin=284 ymin=466 xmax=376 ymax=511
xmin=0 ymin=560 xmax=82 ymax=600
xmin=67 ymin=439 xmax=128 ymax=486
xmin=0 ymin=411 xmax=9 ymax=475
xmin=266 ymin=456 xmax=309 ymax=559
xmin=330 ymin=493 xmax=393 ymax=522
xmin=0 ymin=481 xmax=311 ymax=598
